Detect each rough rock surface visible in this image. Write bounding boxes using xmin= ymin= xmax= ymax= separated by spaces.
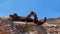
xmin=43 ymin=17 xmax=60 ymax=34
xmin=1 ymin=17 xmax=60 ymax=34
xmin=0 ymin=17 xmax=47 ymax=34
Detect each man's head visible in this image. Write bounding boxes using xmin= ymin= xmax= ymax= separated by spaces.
xmin=9 ymin=13 xmax=18 ymax=18
xmin=30 ymin=11 xmax=34 ymax=15
xmin=13 ymin=13 xmax=17 ymax=16
xmin=9 ymin=15 xmax=13 ymax=18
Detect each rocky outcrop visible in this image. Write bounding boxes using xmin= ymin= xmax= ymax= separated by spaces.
xmin=43 ymin=17 xmax=60 ymax=34
xmin=1 ymin=17 xmax=60 ymax=34
xmin=0 ymin=17 xmax=47 ymax=34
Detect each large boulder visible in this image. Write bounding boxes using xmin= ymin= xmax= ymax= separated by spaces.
xmin=0 ymin=17 xmax=47 ymax=34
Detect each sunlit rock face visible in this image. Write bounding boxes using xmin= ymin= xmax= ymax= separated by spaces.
xmin=0 ymin=17 xmax=47 ymax=34
xmin=43 ymin=17 xmax=60 ymax=34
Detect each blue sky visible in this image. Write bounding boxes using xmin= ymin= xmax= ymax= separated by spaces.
xmin=0 ymin=0 xmax=60 ymax=19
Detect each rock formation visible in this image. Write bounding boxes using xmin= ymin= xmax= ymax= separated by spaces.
xmin=0 ymin=11 xmax=47 ymax=34
xmin=0 ymin=15 xmax=60 ymax=34
xmin=0 ymin=17 xmax=47 ymax=34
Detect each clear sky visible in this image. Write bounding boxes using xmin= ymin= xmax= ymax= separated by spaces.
xmin=0 ymin=0 xmax=60 ymax=19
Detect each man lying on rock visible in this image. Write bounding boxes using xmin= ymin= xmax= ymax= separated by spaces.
xmin=9 ymin=11 xmax=47 ymax=25
xmin=9 ymin=13 xmax=34 ymax=22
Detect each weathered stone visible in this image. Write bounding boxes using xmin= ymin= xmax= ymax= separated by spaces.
xmin=0 ymin=17 xmax=47 ymax=34
xmin=47 ymin=27 xmax=56 ymax=33
xmin=58 ymin=32 xmax=60 ymax=34
xmin=1 ymin=16 xmax=60 ymax=34
xmin=56 ymin=26 xmax=60 ymax=32
xmin=49 ymin=32 xmax=57 ymax=34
